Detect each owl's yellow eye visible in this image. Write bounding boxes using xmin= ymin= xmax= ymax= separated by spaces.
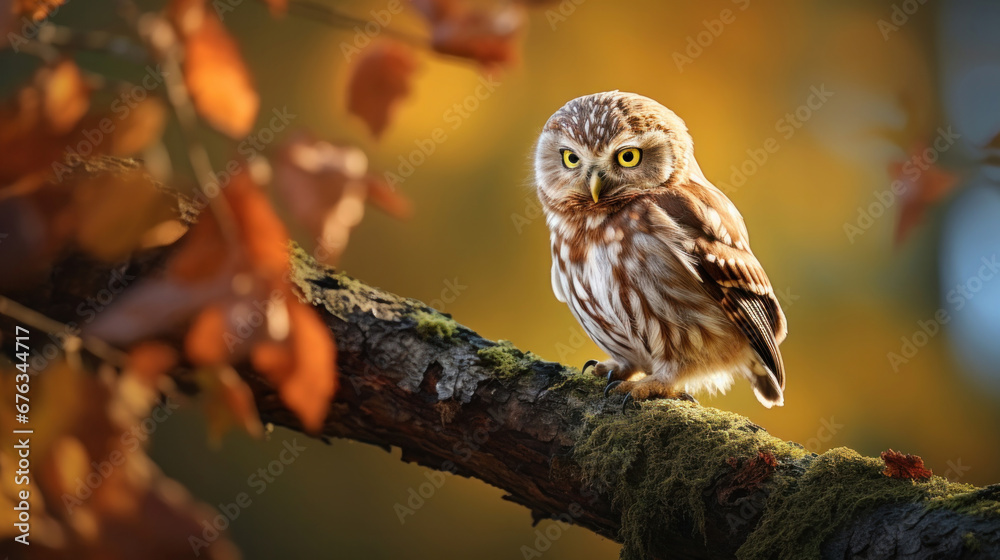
xmin=561 ymin=149 xmax=580 ymax=169
xmin=617 ymin=148 xmax=642 ymax=168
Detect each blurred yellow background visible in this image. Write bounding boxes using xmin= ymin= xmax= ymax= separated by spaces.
xmin=24 ymin=0 xmax=997 ymax=557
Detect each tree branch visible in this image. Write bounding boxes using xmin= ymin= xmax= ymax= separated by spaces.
xmin=3 ymin=169 xmax=1000 ymax=560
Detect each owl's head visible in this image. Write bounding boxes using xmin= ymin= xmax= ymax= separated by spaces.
xmin=534 ymin=91 xmax=696 ymax=212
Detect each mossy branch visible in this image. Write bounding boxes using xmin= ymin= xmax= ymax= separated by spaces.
xmin=4 ymin=160 xmax=1000 ymax=559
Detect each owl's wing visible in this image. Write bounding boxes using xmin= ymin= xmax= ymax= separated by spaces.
xmin=551 ymin=258 xmax=566 ymax=303
xmin=653 ymin=176 xmax=787 ymax=394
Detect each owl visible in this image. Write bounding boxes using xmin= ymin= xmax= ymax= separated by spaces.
xmin=534 ymin=91 xmax=787 ymax=408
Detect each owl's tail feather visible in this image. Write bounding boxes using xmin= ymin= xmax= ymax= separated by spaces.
xmin=751 ymin=362 xmax=784 ymax=408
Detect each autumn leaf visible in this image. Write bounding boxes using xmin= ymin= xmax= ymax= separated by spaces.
xmin=169 ymin=0 xmax=259 ymax=138
xmin=0 ymin=362 xmax=239 ymax=559
xmin=365 ymin=174 xmax=413 ymax=219
xmin=881 ymin=449 xmax=933 ymax=480
xmin=717 ymin=452 xmax=779 ymax=505
xmin=110 ymin=96 xmax=168 ymax=156
xmin=413 ymin=0 xmax=526 ymax=67
xmin=86 ymin=166 xmax=337 ymax=432
xmin=347 ymin=41 xmax=417 ymax=139
xmin=274 ymin=133 xmax=411 ymax=265
xmin=890 ymin=150 xmax=960 ymax=246
xmin=197 ymin=365 xmax=264 ymax=443
xmin=13 ymin=0 xmax=66 ymax=20
xmin=72 ymin=165 xmax=177 ymax=260
xmin=262 ymin=0 xmax=287 ymax=16
xmin=251 ymin=288 xmax=337 ymax=433
xmin=127 ymin=341 xmax=179 ymax=386
xmin=0 ymin=58 xmax=90 ymax=184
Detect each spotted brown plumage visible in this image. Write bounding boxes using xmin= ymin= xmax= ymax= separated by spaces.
xmin=535 ymin=91 xmax=787 ymax=407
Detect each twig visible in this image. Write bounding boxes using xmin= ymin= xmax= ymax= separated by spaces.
xmin=0 ymin=295 xmax=127 ymax=367
xmin=278 ymin=0 xmax=429 ymax=48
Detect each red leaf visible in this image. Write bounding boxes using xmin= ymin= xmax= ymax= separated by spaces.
xmin=413 ymin=0 xmax=525 ymax=67
xmin=251 ymin=289 xmax=337 ymax=433
xmin=275 ymin=133 xmax=411 ymax=264
xmin=889 ymin=146 xmax=960 ymax=246
xmin=881 ymin=449 xmax=933 ymax=480
xmin=717 ymin=452 xmax=779 ymax=505
xmin=0 ymin=58 xmax=90 ymax=184
xmin=365 ymin=174 xmax=413 ymax=219
xmin=169 ymin=0 xmax=259 ymax=138
xmin=347 ymin=41 xmax=417 ymax=138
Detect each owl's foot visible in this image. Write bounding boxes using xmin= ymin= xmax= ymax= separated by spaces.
xmin=604 ymin=379 xmax=699 ymax=409
xmin=583 ymin=359 xmax=630 ymax=381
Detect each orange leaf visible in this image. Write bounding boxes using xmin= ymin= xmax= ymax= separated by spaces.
xmin=198 ymin=365 xmax=264 ymax=442
xmin=890 ymin=150 xmax=960 ymax=246
xmin=110 ymin=95 xmax=168 ymax=156
xmin=127 ymin=341 xmax=179 ymax=386
xmin=414 ymin=1 xmax=525 ymax=67
xmin=14 ymin=0 xmax=67 ymax=20
xmin=347 ymin=41 xmax=417 ymax=139
xmin=170 ymin=0 xmax=259 ymax=138
xmin=168 ymin=205 xmax=228 ymax=283
xmin=251 ymin=291 xmax=336 ymax=433
xmin=72 ymin=166 xmax=176 ymax=261
xmin=881 ymin=449 xmax=933 ymax=480
xmin=719 ymin=452 xmax=778 ymax=502
xmin=0 ymin=58 xmax=90 ymax=184
xmin=365 ymin=173 xmax=413 ymax=219
xmin=186 ymin=304 xmax=229 ymax=366
xmin=262 ymin=0 xmax=287 ymax=16
xmin=227 ymin=170 xmax=291 ymax=280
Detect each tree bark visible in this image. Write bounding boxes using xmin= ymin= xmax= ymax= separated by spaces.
xmin=3 ymin=165 xmax=1000 ymax=559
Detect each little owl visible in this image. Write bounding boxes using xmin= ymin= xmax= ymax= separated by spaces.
xmin=534 ymin=91 xmax=787 ymax=408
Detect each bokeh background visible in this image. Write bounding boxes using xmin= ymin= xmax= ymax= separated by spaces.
xmin=8 ymin=0 xmax=1000 ymax=557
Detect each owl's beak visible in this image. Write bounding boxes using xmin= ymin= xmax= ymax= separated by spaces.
xmin=589 ymin=171 xmax=604 ymax=203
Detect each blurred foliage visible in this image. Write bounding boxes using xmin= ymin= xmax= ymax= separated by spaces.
xmin=2 ymin=0 xmax=999 ymax=558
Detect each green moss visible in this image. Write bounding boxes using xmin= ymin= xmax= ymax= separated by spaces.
xmin=412 ymin=310 xmax=458 ymax=340
xmin=738 ymin=448 xmax=978 ymax=560
xmin=573 ymin=402 xmax=807 ymax=560
xmin=963 ymin=531 xmax=981 ymax=552
xmin=547 ymin=366 xmax=606 ymax=391
xmin=928 ymin=487 xmax=1000 ymax=518
xmin=477 ymin=340 xmax=541 ymax=380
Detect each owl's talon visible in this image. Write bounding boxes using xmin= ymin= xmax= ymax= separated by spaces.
xmin=676 ymin=392 xmax=699 ymax=404
xmin=582 ymin=359 xmax=599 ymax=375
xmin=603 ymin=378 xmax=622 ymax=398
xmin=621 ymin=393 xmax=636 ymax=413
